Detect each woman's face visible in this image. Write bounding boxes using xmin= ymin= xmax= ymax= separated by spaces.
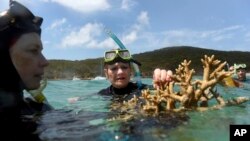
xmin=237 ymin=68 xmax=246 ymax=81
xmin=9 ymin=32 xmax=49 ymax=90
xmin=105 ymin=62 xmax=131 ymax=89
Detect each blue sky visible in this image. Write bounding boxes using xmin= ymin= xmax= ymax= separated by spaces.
xmin=1 ymin=0 xmax=250 ymax=60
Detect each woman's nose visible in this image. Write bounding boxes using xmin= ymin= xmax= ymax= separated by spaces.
xmin=40 ymin=54 xmax=49 ymax=67
xmin=117 ymin=67 xmax=124 ymax=74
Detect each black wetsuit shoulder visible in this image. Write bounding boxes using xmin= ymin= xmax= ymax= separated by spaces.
xmin=0 ymin=89 xmax=52 ymax=140
xmin=97 ymin=82 xmax=149 ymax=101
xmin=98 ymin=82 xmax=148 ymax=95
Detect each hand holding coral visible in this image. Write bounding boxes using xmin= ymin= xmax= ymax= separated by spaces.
xmin=153 ymin=68 xmax=173 ymax=89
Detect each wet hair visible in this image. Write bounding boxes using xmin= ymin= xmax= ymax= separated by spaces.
xmin=0 ymin=1 xmax=43 ymax=91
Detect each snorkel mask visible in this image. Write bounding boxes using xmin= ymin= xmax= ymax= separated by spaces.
xmin=104 ymin=49 xmax=132 ymax=62
xmin=234 ymin=64 xmax=246 ymax=70
xmin=104 ymin=49 xmax=141 ymax=66
xmin=233 ymin=63 xmax=247 ymax=74
xmin=0 ymin=0 xmax=43 ymax=43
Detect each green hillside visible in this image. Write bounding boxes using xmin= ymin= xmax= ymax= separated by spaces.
xmin=45 ymin=46 xmax=250 ymax=79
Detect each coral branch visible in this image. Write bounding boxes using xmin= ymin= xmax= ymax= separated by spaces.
xmin=122 ymin=55 xmax=250 ymax=115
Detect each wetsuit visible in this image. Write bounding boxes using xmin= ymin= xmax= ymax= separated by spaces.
xmin=0 ymin=1 xmax=53 ymax=140
xmin=98 ymin=82 xmax=150 ymax=102
xmin=0 ymin=37 xmax=52 ymax=140
xmin=0 ymin=87 xmax=52 ymax=140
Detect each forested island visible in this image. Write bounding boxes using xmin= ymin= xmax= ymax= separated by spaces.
xmin=44 ymin=46 xmax=250 ymax=80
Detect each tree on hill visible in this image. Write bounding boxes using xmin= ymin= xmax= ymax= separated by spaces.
xmin=45 ymin=46 xmax=250 ymax=79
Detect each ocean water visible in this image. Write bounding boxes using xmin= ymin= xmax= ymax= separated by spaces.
xmin=35 ymin=78 xmax=250 ymax=141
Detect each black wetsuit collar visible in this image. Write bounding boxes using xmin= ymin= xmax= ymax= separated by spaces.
xmin=109 ymin=82 xmax=137 ymax=95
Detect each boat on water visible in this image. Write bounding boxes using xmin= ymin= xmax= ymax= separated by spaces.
xmin=92 ymin=60 xmax=106 ymax=80
xmin=92 ymin=76 xmax=106 ymax=80
xmin=72 ymin=76 xmax=81 ymax=80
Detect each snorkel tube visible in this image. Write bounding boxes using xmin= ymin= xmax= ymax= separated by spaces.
xmin=105 ymin=29 xmax=142 ymax=89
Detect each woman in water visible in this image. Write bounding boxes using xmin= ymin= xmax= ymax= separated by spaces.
xmin=0 ymin=1 xmax=52 ymax=140
xmin=97 ymin=48 xmax=173 ymax=101
xmin=68 ymin=48 xmax=173 ymax=103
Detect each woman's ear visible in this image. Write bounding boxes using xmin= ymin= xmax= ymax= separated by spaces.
xmin=104 ymin=68 xmax=108 ymax=78
xmin=130 ymin=70 xmax=133 ymax=77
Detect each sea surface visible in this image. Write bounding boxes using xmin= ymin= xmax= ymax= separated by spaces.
xmin=32 ymin=77 xmax=250 ymax=141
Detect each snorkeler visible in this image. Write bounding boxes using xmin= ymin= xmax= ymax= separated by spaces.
xmin=0 ymin=1 xmax=52 ymax=140
xmin=222 ymin=63 xmax=248 ymax=87
xmin=68 ymin=48 xmax=173 ymax=103
xmin=98 ymin=48 xmax=174 ymax=102
xmin=231 ymin=64 xmax=248 ymax=87
xmin=97 ymin=49 xmax=147 ymax=101
xmin=233 ymin=64 xmax=247 ymax=82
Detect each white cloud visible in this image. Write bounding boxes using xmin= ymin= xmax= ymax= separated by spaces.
xmin=160 ymin=25 xmax=246 ymax=49
xmin=60 ymin=23 xmax=103 ymax=48
xmin=121 ymin=0 xmax=136 ymax=11
xmin=123 ymin=31 xmax=137 ymax=44
xmin=137 ymin=11 xmax=149 ymax=26
xmin=49 ymin=0 xmax=111 ymax=13
xmin=120 ymin=11 xmax=150 ymax=45
xmin=212 ymin=34 xmax=233 ymax=41
xmin=223 ymin=25 xmax=242 ymax=31
xmin=59 ymin=22 xmax=119 ymax=49
xmin=164 ymin=26 xmax=242 ymax=42
xmin=39 ymin=0 xmax=49 ymax=2
xmin=87 ymin=38 xmax=118 ymax=49
xmin=49 ymin=18 xmax=67 ymax=29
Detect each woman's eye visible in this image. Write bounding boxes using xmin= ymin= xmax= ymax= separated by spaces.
xmin=121 ymin=66 xmax=128 ymax=70
xmin=29 ymin=48 xmax=39 ymax=54
xmin=110 ymin=67 xmax=118 ymax=71
xmin=109 ymin=66 xmax=128 ymax=71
